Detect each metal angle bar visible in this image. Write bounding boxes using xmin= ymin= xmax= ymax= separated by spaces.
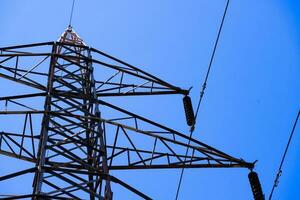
xmin=29 ymin=113 xmax=36 ymax=158
xmin=96 ymin=90 xmax=189 ymax=97
xmin=46 ymin=139 xmax=98 ymax=171
xmin=54 ymin=92 xmax=86 ymax=107
xmin=119 ymin=71 xmax=124 ymax=93
xmin=47 ymin=158 xmax=88 ymax=170
xmin=109 ymin=126 xmax=120 ymax=167
xmin=0 ymin=53 xmax=50 ymax=57
xmin=0 ymin=167 xmax=36 ymax=181
xmin=56 ymin=42 xmax=89 ymax=50
xmin=177 ymin=157 xmax=233 ymax=166
xmin=105 ymin=145 xmax=200 ymax=160
xmin=122 ymin=81 xmax=151 ymax=94
xmin=0 ymin=41 xmax=54 ymax=50
xmin=46 ymin=145 xmax=92 ymax=172
xmin=1 ymin=49 xmax=40 ymax=54
xmin=19 ymin=114 xmax=28 ymax=156
xmin=0 ymin=194 xmax=69 ymax=200
xmin=6 ymin=99 xmax=37 ymax=111
xmin=53 ymin=189 xmax=83 ymax=199
xmin=54 ymin=62 xmax=73 ymax=74
xmin=0 ymin=72 xmax=46 ymax=91
xmin=2 ymin=133 xmax=37 ymax=159
xmin=49 ymin=130 xmax=89 ymax=153
xmin=42 ymin=166 xmax=102 ymax=176
xmin=0 ymin=92 xmax=46 ymax=101
xmin=109 ymin=163 xmax=249 ymax=170
xmin=159 ymin=138 xmax=184 ymax=164
xmin=43 ymin=179 xmax=80 ymax=199
xmin=46 ymin=135 xmax=90 ymax=161
xmin=1 ymin=135 xmax=17 ymax=155
xmin=0 ymin=133 xmax=3 ymax=149
xmin=52 ymin=120 xmax=86 ymax=130
xmin=2 ymin=65 xmax=46 ymax=88
xmin=0 ymin=110 xmax=44 ymax=115
xmin=48 ymin=118 xmax=87 ymax=138
xmin=46 ymin=179 xmax=98 ymax=196
xmin=0 ymin=65 xmax=48 ymax=77
xmin=0 ymin=150 xmax=35 ymax=163
xmin=18 ymin=55 xmax=50 ymax=80
xmin=54 ymin=69 xmax=84 ymax=85
xmin=130 ymin=153 xmax=166 ymax=166
xmin=47 ymin=170 xmax=102 ymax=199
xmin=54 ymin=63 xmax=86 ymax=83
xmin=47 ymin=163 xmax=151 ymax=200
xmin=95 ymin=81 xmax=168 ymax=90
xmin=0 ymin=131 xmax=39 ymax=139
xmin=49 ymin=142 xmax=88 ymax=161
xmin=57 ymin=54 xmax=89 ymax=70
xmin=48 ymin=119 xmax=103 ymax=152
xmin=120 ymin=126 xmax=146 ymax=166
xmin=14 ymin=56 xmax=18 ymax=79
xmin=106 ymin=149 xmax=127 ymax=164
xmin=43 ymin=166 xmax=151 ymax=199
xmin=50 ymin=95 xmax=93 ymax=118
xmin=0 ymin=194 xmax=71 ymax=200
xmin=107 ymin=116 xmax=134 ymax=122
xmin=54 ymin=77 xmax=83 ymax=93
xmin=109 ymin=163 xmax=252 ymax=170
xmin=0 ymin=56 xmax=14 ymax=64
xmin=109 ymin=175 xmax=152 ymax=200
xmin=59 ymin=44 xmax=87 ymax=57
xmin=150 ymin=138 xmax=157 ymax=165
xmin=96 ymin=70 xmax=121 ymax=91
xmin=47 ymin=167 xmax=99 ymax=197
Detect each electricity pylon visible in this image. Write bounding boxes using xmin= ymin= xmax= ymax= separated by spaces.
xmin=0 ymin=27 xmax=254 ymax=199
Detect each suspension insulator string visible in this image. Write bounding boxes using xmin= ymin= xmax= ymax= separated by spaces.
xmin=269 ymin=110 xmax=300 ymax=200
xmin=249 ymin=171 xmax=265 ymax=200
xmin=175 ymin=0 xmax=231 ymax=199
xmin=183 ymin=95 xmax=195 ymax=126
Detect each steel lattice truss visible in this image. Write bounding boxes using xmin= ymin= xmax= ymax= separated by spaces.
xmin=0 ymin=27 xmax=254 ymax=200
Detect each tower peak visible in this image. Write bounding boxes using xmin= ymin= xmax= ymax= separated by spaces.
xmin=58 ymin=26 xmax=86 ymax=46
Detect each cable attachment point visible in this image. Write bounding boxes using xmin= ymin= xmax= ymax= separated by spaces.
xmin=274 ymin=170 xmax=282 ymax=187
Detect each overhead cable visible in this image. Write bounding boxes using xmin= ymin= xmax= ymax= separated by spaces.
xmin=175 ymin=0 xmax=231 ymax=199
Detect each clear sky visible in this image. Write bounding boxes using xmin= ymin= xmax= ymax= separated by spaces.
xmin=0 ymin=0 xmax=299 ymax=199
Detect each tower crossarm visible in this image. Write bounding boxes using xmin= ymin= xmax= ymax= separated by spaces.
xmin=0 ymin=42 xmax=189 ymax=97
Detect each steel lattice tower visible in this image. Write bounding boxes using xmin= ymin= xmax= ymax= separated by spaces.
xmin=0 ymin=27 xmax=254 ymax=199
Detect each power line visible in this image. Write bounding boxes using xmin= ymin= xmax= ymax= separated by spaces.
xmin=174 ymin=0 xmax=231 ymax=199
xmin=194 ymin=0 xmax=230 ymax=121
xmin=68 ymin=0 xmax=76 ymax=27
xmin=269 ymin=110 xmax=300 ymax=200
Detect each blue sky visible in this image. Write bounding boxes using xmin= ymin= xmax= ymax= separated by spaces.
xmin=0 ymin=0 xmax=299 ymax=199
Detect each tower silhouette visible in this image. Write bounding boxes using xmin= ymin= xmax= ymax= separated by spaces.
xmin=0 ymin=27 xmax=254 ymax=199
